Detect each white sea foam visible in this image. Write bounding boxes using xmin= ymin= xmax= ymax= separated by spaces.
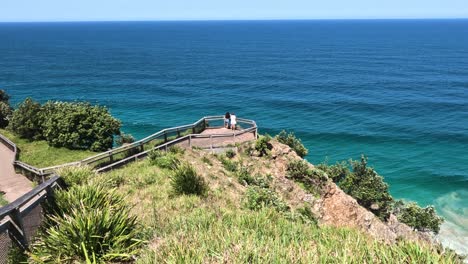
xmin=435 ymin=190 xmax=468 ymax=256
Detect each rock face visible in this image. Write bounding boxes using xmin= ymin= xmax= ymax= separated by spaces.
xmin=259 ymin=140 xmax=433 ymax=245
xmin=315 ymin=182 xmax=431 ymax=244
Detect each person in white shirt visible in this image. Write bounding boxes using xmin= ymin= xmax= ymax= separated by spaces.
xmin=230 ymin=113 xmax=237 ymax=131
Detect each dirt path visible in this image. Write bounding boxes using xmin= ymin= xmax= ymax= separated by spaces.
xmin=0 ymin=142 xmax=32 ymax=202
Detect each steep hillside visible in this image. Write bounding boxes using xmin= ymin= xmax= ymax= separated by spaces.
xmin=88 ymin=139 xmax=458 ymax=263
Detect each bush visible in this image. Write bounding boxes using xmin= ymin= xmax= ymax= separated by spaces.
xmin=394 ymin=201 xmax=444 ymax=234
xmin=225 ymin=149 xmax=236 ymax=159
xmin=168 ymin=145 xmax=185 ymax=155
xmin=237 ymin=167 xmax=270 ymax=188
xmin=0 ymin=89 xmax=10 ymax=103
xmin=52 ymin=184 xmax=125 ymax=216
xmin=243 ymin=186 xmax=289 ymax=212
xmin=276 ymin=130 xmax=308 ymax=158
xmin=30 ymin=184 xmax=142 ymax=262
xmin=286 ymin=159 xmax=312 ymax=180
xmin=8 ymin=98 xmax=43 ymax=140
xmin=219 ymin=155 xmax=238 ymax=172
xmin=171 ymin=163 xmax=208 ymax=196
xmin=41 ymin=101 xmax=121 ymax=151
xmin=255 ymin=135 xmax=272 ymax=157
xmin=148 ymin=150 xmax=180 ymax=169
xmin=56 ymin=166 xmax=95 ymax=187
xmin=0 ymin=101 xmax=12 ymax=128
xmin=115 ymin=132 xmax=135 ymax=146
xmin=316 ymin=161 xmax=351 ymax=183
xmin=339 ymin=156 xmax=393 ymax=220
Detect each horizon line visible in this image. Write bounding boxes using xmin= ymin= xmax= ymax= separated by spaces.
xmin=1 ymin=17 xmax=468 ymax=23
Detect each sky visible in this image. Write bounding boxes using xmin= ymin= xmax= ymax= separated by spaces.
xmin=1 ymin=0 xmax=468 ymax=22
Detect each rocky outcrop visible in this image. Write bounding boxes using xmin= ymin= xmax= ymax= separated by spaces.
xmin=252 ymin=140 xmax=434 ymax=245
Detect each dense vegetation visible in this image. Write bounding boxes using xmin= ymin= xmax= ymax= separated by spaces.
xmin=317 ymin=157 xmax=444 ymax=233
xmin=8 ymin=97 xmax=121 ymax=151
xmin=0 ymin=90 xmax=13 ymax=128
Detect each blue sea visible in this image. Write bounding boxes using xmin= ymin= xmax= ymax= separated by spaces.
xmin=0 ymin=20 xmax=467 ymax=253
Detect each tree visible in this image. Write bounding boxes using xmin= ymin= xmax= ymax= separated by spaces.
xmin=8 ymin=98 xmax=43 ymax=139
xmin=41 ymin=101 xmax=121 ymax=151
xmin=339 ymin=156 xmax=393 ymax=220
xmin=394 ymin=201 xmax=444 ymax=234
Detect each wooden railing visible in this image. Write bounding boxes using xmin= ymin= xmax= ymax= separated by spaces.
xmin=7 ymin=116 xmax=257 ymax=180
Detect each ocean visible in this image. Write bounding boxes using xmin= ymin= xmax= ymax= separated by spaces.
xmin=0 ymin=20 xmax=466 ymax=253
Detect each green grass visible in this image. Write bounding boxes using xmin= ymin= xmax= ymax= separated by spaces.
xmin=0 ymin=129 xmax=96 ymax=167
xmin=94 ymin=149 xmax=461 ymax=264
xmin=0 ymin=193 xmax=8 ymax=206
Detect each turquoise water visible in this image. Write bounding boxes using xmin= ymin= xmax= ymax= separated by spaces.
xmin=0 ymin=20 xmax=467 ymax=252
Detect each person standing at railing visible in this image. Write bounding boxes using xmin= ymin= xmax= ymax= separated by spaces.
xmin=225 ymin=112 xmax=231 ymax=129
xmin=230 ymin=113 xmax=237 ymax=131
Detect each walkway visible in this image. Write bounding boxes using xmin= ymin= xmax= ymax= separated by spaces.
xmin=0 ymin=143 xmax=32 ymax=202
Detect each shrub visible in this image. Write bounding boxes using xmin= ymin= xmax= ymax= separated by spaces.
xmin=286 ymin=159 xmax=312 ymax=180
xmin=0 ymin=89 xmax=10 ymax=103
xmin=171 ymin=163 xmax=208 ymax=196
xmin=8 ymin=98 xmax=43 ymax=140
xmin=225 ymin=149 xmax=236 ymax=159
xmin=394 ymin=201 xmax=444 ymax=234
xmin=339 ymin=156 xmax=393 ymax=220
xmin=148 ymin=150 xmax=180 ymax=169
xmin=243 ymin=186 xmax=289 ymax=212
xmin=296 ymin=206 xmax=318 ymax=225
xmin=30 ymin=184 xmax=142 ymax=262
xmin=52 ymin=184 xmax=125 ymax=216
xmin=41 ymin=101 xmax=121 ymax=151
xmin=0 ymin=101 xmax=12 ymax=128
xmin=276 ymin=130 xmax=308 ymax=158
xmin=56 ymin=166 xmax=95 ymax=186
xmin=115 ymin=132 xmax=135 ymax=146
xmin=237 ymin=167 xmax=270 ymax=188
xmin=168 ymin=145 xmax=185 ymax=155
xmin=316 ymin=161 xmax=351 ymax=183
xmin=254 ymin=135 xmax=272 ymax=157
xmin=219 ymin=155 xmax=238 ymax=172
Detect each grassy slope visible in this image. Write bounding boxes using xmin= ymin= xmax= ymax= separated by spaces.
xmin=0 ymin=129 xmax=96 ymax=167
xmin=96 ymin=146 xmax=459 ymax=263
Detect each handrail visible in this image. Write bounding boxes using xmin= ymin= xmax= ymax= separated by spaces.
xmin=0 ymin=132 xmax=17 ymax=154
xmin=3 ymin=116 xmax=257 ymax=178
xmin=0 ymin=176 xmax=61 ymax=219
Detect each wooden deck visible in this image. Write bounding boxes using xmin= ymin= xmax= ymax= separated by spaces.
xmin=176 ymin=127 xmax=256 ymax=149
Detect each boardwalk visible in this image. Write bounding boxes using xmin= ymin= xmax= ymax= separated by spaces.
xmin=0 ymin=143 xmax=32 ymax=202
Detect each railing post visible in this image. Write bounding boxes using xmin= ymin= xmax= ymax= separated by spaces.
xmin=210 ymin=135 xmax=213 ymax=152
xmin=192 ymin=126 xmax=196 ymax=134
xmin=164 ymin=132 xmax=168 ymax=143
xmin=189 ymin=135 xmax=192 ymax=148
xmin=177 ymin=129 xmax=181 ymax=138
xmin=140 ymin=142 xmax=144 ymax=152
